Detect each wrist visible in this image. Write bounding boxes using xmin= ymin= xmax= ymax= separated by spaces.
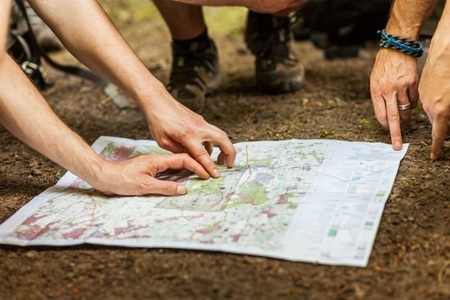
xmin=132 ymin=79 xmax=167 ymax=110
xmin=431 ymin=18 xmax=450 ymax=51
xmin=81 ymin=154 xmax=110 ymax=190
xmin=378 ymin=29 xmax=423 ymax=57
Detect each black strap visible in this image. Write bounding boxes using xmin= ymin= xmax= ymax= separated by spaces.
xmin=15 ymin=0 xmax=108 ymax=88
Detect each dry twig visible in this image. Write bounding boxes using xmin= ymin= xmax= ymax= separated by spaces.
xmin=438 ymin=260 xmax=450 ymax=286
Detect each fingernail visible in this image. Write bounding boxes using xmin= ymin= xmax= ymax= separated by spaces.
xmin=213 ymin=168 xmax=221 ymax=178
xmin=177 ymin=185 xmax=187 ymax=195
xmin=394 ymin=141 xmax=402 ymax=150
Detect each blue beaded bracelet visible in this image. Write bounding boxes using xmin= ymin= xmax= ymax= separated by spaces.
xmin=378 ymin=29 xmax=423 ymax=57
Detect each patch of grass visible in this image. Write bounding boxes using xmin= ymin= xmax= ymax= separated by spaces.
xmin=359 ymin=118 xmax=372 ymax=126
xmin=99 ymin=0 xmax=158 ymax=24
xmin=204 ymin=7 xmax=247 ymax=36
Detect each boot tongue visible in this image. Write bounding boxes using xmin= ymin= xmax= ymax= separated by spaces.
xmin=266 ymin=28 xmax=291 ymax=58
xmin=172 ymin=40 xmax=204 ymax=53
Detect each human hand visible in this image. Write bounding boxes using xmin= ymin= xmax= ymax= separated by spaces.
xmin=419 ymin=40 xmax=450 ymax=160
xmin=370 ymin=48 xmax=419 ymax=150
xmin=27 ymin=0 xmax=235 ymax=175
xmin=144 ymin=91 xmax=236 ymax=178
xmin=92 ymin=153 xmax=209 ymax=196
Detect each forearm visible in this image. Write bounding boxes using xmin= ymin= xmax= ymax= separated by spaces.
xmin=0 ymin=54 xmax=105 ymax=185
xmin=386 ymin=0 xmax=438 ymax=39
xmin=27 ymin=0 xmax=166 ymax=111
xmin=418 ymin=1 xmax=450 ymax=160
xmin=430 ymin=0 xmax=450 ymax=48
xmin=0 ymin=0 xmax=12 ymax=61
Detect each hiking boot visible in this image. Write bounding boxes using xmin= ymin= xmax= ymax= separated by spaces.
xmin=245 ymin=11 xmax=305 ymax=94
xmin=167 ymin=37 xmax=221 ymax=113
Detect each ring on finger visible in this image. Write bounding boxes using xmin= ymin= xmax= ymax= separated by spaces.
xmin=397 ymin=102 xmax=412 ymax=111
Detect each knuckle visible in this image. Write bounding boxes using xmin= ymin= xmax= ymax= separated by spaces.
xmin=178 ymin=153 xmax=191 ymax=160
xmin=431 ymin=131 xmax=442 ymax=139
xmin=163 ymin=181 xmax=176 ymax=194
xmin=374 ymin=82 xmax=387 ymax=94
xmin=390 ymin=132 xmax=402 ymax=140
xmin=229 ymin=146 xmax=237 ymax=157
xmin=179 ymin=127 xmax=196 ymax=140
xmin=431 ymin=132 xmax=446 ymax=143
xmin=134 ymin=181 xmax=151 ymax=196
xmin=217 ymin=130 xmax=229 ymax=142
xmin=157 ymin=138 xmax=171 ymax=149
xmin=399 ymin=77 xmax=416 ymax=89
xmin=423 ymin=97 xmax=450 ymax=119
xmin=192 ymin=114 xmax=206 ymax=127
xmin=432 ymin=103 xmax=449 ymax=118
xmin=193 ymin=146 xmax=209 ymax=158
xmin=387 ymin=112 xmax=400 ymax=122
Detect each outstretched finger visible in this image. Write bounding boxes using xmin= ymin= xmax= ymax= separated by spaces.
xmin=385 ymin=94 xmax=404 ymax=150
xmin=217 ymin=143 xmax=236 ymax=168
xmin=182 ymin=139 xmax=220 ymax=177
xmin=371 ymin=95 xmax=389 ymax=129
xmin=157 ymin=138 xmax=190 ymax=155
xmin=204 ymin=125 xmax=236 ymax=168
xmin=182 ymin=128 xmax=236 ymax=177
xmin=430 ymin=117 xmax=449 ymax=160
xmin=217 ymin=151 xmax=226 ymax=166
xmin=157 ymin=153 xmax=210 ymax=179
xmin=150 ymin=179 xmax=187 ymax=196
xmin=203 ymin=142 xmax=213 ymax=155
xmin=407 ymin=83 xmax=419 ymax=109
xmin=397 ymin=90 xmax=412 ymax=126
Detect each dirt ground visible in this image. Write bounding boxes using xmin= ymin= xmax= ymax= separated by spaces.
xmin=1 ymin=2 xmax=449 ymax=299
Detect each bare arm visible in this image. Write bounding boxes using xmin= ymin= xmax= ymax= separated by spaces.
xmin=28 ymin=0 xmax=236 ymax=177
xmin=370 ymin=0 xmax=437 ymax=150
xmin=419 ymin=0 xmax=450 ymax=159
xmin=0 ymin=54 xmax=209 ymax=195
xmin=0 ymin=0 xmax=12 ymax=62
xmin=173 ymin=0 xmax=309 ymax=14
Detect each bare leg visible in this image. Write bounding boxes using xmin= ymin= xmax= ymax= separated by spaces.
xmin=152 ymin=0 xmax=220 ymax=113
xmin=152 ymin=0 xmax=206 ymax=41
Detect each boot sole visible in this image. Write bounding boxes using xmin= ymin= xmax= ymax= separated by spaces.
xmin=257 ymin=80 xmax=306 ymax=95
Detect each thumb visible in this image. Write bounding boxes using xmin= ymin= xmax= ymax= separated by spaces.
xmin=150 ymin=180 xmax=187 ymax=196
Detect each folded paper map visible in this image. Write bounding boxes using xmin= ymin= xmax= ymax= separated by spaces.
xmin=0 ymin=136 xmax=408 ymax=267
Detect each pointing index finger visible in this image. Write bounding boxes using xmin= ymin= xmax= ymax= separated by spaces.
xmin=385 ymin=94 xmax=403 ymax=150
xmin=182 ymin=130 xmax=236 ymax=177
xmin=182 ymin=139 xmax=222 ymax=178
xmin=430 ymin=116 xmax=449 ymax=160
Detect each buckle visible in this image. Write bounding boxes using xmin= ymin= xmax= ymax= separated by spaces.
xmin=21 ymin=61 xmax=42 ymax=76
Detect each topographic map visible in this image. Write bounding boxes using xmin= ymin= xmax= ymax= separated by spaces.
xmin=0 ymin=136 xmax=408 ymax=266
